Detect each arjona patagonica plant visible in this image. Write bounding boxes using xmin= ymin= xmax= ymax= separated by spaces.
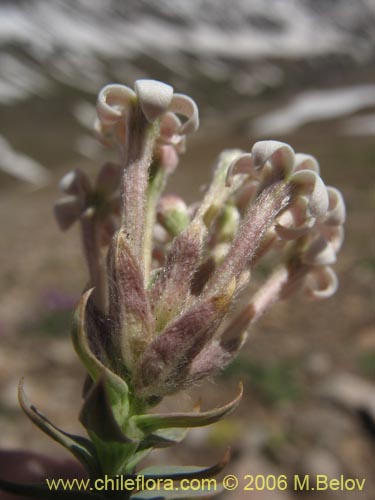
xmin=1 ymin=80 xmax=345 ymax=499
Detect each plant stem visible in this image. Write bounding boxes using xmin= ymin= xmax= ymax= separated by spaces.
xmin=206 ymin=182 xmax=291 ymax=295
xmin=119 ymin=106 xmax=157 ymax=279
xmin=143 ymin=166 xmax=167 ymax=283
xmin=80 ymin=210 xmax=107 ymax=313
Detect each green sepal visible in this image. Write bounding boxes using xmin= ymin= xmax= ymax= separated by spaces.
xmin=137 ymin=449 xmax=229 ymax=480
xmin=80 ymin=375 xmax=134 ymax=444
xmin=18 ymin=379 xmax=101 ymax=476
xmin=88 ymin=433 xmax=140 ymax=476
xmin=0 ymin=478 xmax=104 ymax=499
xmin=72 ymin=290 xmax=130 ymax=425
xmin=131 ymin=383 xmax=243 ymax=434
xmin=161 ymin=207 xmax=190 ymax=237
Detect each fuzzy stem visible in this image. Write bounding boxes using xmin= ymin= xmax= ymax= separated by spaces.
xmin=246 ymin=266 xmax=290 ymax=324
xmin=207 ymin=182 xmax=291 ymax=295
xmin=119 ymin=105 xmax=157 ymax=277
xmin=143 ymin=166 xmax=167 ymax=282
xmin=195 ymin=149 xmax=242 ymax=225
xmin=250 ymin=231 xmax=278 ymax=268
xmin=80 ymin=210 xmax=107 ymax=313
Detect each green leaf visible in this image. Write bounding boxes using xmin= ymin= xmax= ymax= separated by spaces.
xmin=72 ymin=289 xmax=106 ymax=381
xmin=0 ymin=478 xmax=104 ymax=499
xmin=71 ymin=290 xmax=130 ymax=422
xmin=131 ymin=384 xmax=243 ymax=433
xmin=18 ymin=379 xmax=100 ymax=476
xmin=80 ymin=375 xmax=134 ymax=444
xmin=137 ymin=449 xmax=229 ymax=480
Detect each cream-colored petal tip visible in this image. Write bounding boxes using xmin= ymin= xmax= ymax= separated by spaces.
xmin=135 ymin=79 xmax=173 ymax=123
xmin=291 ymin=170 xmax=328 ymax=217
xmin=302 ymin=237 xmax=337 ymax=266
xmin=304 ymin=266 xmax=338 ymax=300
xmin=275 ymin=223 xmax=313 ymax=240
xmin=325 ymin=186 xmax=346 ymax=225
xmin=59 ymin=169 xmax=89 ymax=195
xmin=293 ymin=153 xmax=320 ymax=174
xmin=59 ymin=170 xmax=78 ymax=193
xmin=251 ymin=140 xmax=294 ymax=172
xmin=169 ymin=94 xmax=199 ymax=134
xmin=160 ymin=112 xmax=182 ymax=139
xmin=97 ymin=84 xmax=135 ymax=125
xmin=226 ymin=153 xmax=254 ymax=186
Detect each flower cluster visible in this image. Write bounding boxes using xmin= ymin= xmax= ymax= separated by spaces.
xmin=1 ymin=79 xmax=345 ymax=499
xmin=55 ymin=79 xmax=346 ymax=408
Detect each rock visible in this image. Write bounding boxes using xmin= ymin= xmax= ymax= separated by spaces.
xmin=306 ymin=352 xmax=332 ymax=376
xmin=320 ymin=373 xmax=375 ymax=421
xmin=299 ymin=448 xmax=341 ymax=479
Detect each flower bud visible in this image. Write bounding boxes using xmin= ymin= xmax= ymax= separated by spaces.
xmin=302 ymin=236 xmax=337 ymax=266
xmin=216 ymin=204 xmax=241 ymax=242
xmin=157 ymin=195 xmax=190 ymax=237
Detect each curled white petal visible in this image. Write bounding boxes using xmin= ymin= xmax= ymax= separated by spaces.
xmin=304 ymin=266 xmax=338 ymax=300
xmin=135 ymin=79 xmax=173 ymax=123
xmin=226 ymin=153 xmax=255 ymax=186
xmin=54 ymin=196 xmax=83 ymax=231
xmin=169 ymin=93 xmax=199 ymax=135
xmin=276 ymin=224 xmax=314 ymax=240
xmin=251 ymin=140 xmax=295 ymax=175
xmin=322 ymin=186 xmax=346 ymax=225
xmin=160 ymin=112 xmax=182 ymax=141
xmin=94 ymin=118 xmax=115 ymax=147
xmin=293 ymin=153 xmax=320 ymax=174
xmin=275 ymin=197 xmax=315 ymax=240
xmin=319 ymin=224 xmax=345 ymax=253
xmin=59 ymin=169 xmax=91 ymax=196
xmin=159 ymin=112 xmax=186 ymax=153
xmin=302 ymin=236 xmax=337 ymax=266
xmin=291 ymin=170 xmax=329 ymax=218
xmin=97 ymin=84 xmax=136 ymax=126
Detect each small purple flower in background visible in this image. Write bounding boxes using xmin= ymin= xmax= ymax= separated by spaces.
xmin=42 ymin=289 xmax=78 ymax=311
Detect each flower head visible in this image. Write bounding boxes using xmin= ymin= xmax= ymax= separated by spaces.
xmin=62 ymin=79 xmax=345 ymax=405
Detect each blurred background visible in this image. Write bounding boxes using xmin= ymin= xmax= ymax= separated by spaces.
xmin=0 ymin=1 xmax=374 ymax=498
